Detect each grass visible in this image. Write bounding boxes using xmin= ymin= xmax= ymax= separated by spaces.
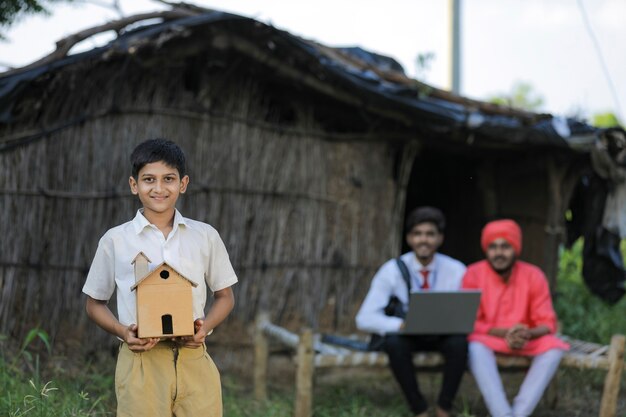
xmin=554 ymin=239 xmax=626 ymax=343
xmin=1 ymin=240 xmax=625 ymax=416
xmin=223 ymin=371 xmax=408 ymax=417
xmin=0 ymin=336 xmax=115 ymax=417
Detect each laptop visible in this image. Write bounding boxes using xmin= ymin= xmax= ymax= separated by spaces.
xmin=401 ymin=290 xmax=481 ymax=335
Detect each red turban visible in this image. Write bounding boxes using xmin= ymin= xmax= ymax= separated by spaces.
xmin=481 ymin=219 xmax=522 ymax=255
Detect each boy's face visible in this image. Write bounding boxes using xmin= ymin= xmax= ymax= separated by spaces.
xmin=129 ymin=161 xmax=189 ymax=218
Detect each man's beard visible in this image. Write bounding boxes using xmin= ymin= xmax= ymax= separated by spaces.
xmin=489 ymin=255 xmax=515 ymax=275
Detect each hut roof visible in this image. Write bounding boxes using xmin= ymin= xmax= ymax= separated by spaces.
xmin=0 ymin=4 xmax=612 ymax=344
xmin=0 ymin=6 xmax=597 ymax=152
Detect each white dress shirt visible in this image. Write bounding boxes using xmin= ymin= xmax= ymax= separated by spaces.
xmin=355 ymin=251 xmax=466 ymax=335
xmin=83 ymin=209 xmax=238 ymax=327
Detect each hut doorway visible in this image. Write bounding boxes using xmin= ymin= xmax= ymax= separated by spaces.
xmin=403 ymin=148 xmax=485 ymax=265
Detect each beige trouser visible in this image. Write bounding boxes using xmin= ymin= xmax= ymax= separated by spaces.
xmin=115 ymin=341 xmax=222 ymax=417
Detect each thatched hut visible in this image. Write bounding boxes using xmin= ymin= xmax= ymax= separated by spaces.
xmin=0 ymin=6 xmax=598 ymax=348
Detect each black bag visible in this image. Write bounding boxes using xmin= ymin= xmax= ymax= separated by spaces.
xmin=368 ymin=258 xmax=412 ymax=351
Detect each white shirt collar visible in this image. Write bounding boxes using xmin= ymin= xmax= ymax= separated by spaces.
xmin=131 ymin=209 xmax=187 ymax=235
xmin=409 ymin=253 xmax=437 ymax=272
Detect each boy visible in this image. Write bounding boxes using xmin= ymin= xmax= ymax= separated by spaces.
xmin=83 ymin=139 xmax=237 ymax=417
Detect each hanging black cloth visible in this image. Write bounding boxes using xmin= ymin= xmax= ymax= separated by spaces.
xmin=567 ymin=173 xmax=626 ymax=304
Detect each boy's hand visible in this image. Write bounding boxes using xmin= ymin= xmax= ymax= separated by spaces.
xmin=179 ymin=319 xmax=210 ymax=348
xmin=124 ymin=324 xmax=160 ymax=352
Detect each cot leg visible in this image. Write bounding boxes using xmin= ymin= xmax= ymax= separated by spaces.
xmin=599 ymin=334 xmax=625 ymax=417
xmin=294 ymin=328 xmax=314 ymax=417
xmin=254 ymin=312 xmax=270 ymax=401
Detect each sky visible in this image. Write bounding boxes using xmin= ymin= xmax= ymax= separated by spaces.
xmin=0 ymin=0 xmax=624 ymax=124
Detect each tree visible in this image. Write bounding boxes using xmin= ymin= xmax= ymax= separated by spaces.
xmin=0 ymin=1 xmax=75 ymax=36
xmin=592 ymin=111 xmax=623 ymax=128
xmin=489 ymin=81 xmax=545 ymax=112
xmin=414 ymin=51 xmax=435 ymax=81
xmin=1 ymin=1 xmax=128 ymax=40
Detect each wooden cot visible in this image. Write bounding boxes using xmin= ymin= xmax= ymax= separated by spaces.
xmin=253 ymin=313 xmax=625 ymax=417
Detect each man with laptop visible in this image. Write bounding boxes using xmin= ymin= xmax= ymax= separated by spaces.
xmin=462 ymin=219 xmax=570 ymax=417
xmin=356 ymin=207 xmax=469 ymax=417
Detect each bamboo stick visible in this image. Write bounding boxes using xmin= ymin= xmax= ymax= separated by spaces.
xmin=599 ymin=334 xmax=625 ymax=417
xmin=253 ymin=312 xmax=270 ymax=401
xmin=294 ymin=328 xmax=314 ymax=417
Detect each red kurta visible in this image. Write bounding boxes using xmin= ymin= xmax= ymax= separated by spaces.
xmin=462 ymin=260 xmax=570 ymax=355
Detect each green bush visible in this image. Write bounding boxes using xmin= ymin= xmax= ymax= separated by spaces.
xmin=555 ymin=239 xmax=626 ymax=343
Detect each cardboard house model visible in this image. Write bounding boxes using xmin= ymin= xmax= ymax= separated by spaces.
xmin=130 ymin=252 xmax=198 ymax=338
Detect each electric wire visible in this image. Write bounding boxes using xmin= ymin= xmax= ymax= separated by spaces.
xmin=576 ymin=0 xmax=623 ymax=120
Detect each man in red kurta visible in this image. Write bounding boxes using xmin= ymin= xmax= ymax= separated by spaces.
xmin=462 ymin=219 xmax=569 ymax=417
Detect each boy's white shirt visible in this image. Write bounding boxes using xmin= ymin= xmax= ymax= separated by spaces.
xmin=83 ymin=209 xmax=238 ymax=328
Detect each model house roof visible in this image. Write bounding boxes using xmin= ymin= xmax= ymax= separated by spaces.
xmin=130 ymin=261 xmax=199 ymax=291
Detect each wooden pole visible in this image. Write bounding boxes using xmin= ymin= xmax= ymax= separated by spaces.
xmin=253 ymin=312 xmax=270 ymax=401
xmin=390 ymin=141 xmax=420 ymax=254
xmin=544 ymin=157 xmax=567 ymax=290
xmin=599 ymin=334 xmax=625 ymax=417
xmin=294 ymin=328 xmax=314 ymax=417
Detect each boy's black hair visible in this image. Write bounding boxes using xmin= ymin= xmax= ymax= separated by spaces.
xmin=404 ymin=206 xmax=446 ymax=234
xmin=130 ymin=138 xmax=186 ymax=178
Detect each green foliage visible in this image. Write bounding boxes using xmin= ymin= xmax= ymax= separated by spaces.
xmin=0 ymin=369 xmax=113 ymax=417
xmin=592 ymin=112 xmax=623 ymax=128
xmin=2 ymin=240 xmax=626 ymax=416
xmin=17 ymin=327 xmax=51 ymax=361
xmin=311 ymin=385 xmax=405 ymax=417
xmin=414 ymin=51 xmax=435 ymax=80
xmin=222 ymin=374 xmax=407 ymax=417
xmin=0 ymin=0 xmax=74 ymax=37
xmin=489 ymin=81 xmax=545 ymax=112
xmin=555 ymin=239 xmax=626 ymax=343
xmin=222 ymin=377 xmax=291 ymax=417
xmin=455 ymin=404 xmax=478 ymax=416
xmin=0 ymin=328 xmax=113 ymax=417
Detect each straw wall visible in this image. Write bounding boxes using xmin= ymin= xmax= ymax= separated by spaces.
xmin=0 ymin=52 xmax=407 ymax=348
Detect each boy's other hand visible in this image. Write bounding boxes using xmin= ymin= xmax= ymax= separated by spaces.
xmin=124 ymin=324 xmax=160 ymax=352
xmin=179 ymin=319 xmax=209 ymax=348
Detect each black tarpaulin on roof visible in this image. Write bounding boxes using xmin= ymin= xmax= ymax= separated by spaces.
xmin=0 ymin=10 xmax=597 ymax=148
